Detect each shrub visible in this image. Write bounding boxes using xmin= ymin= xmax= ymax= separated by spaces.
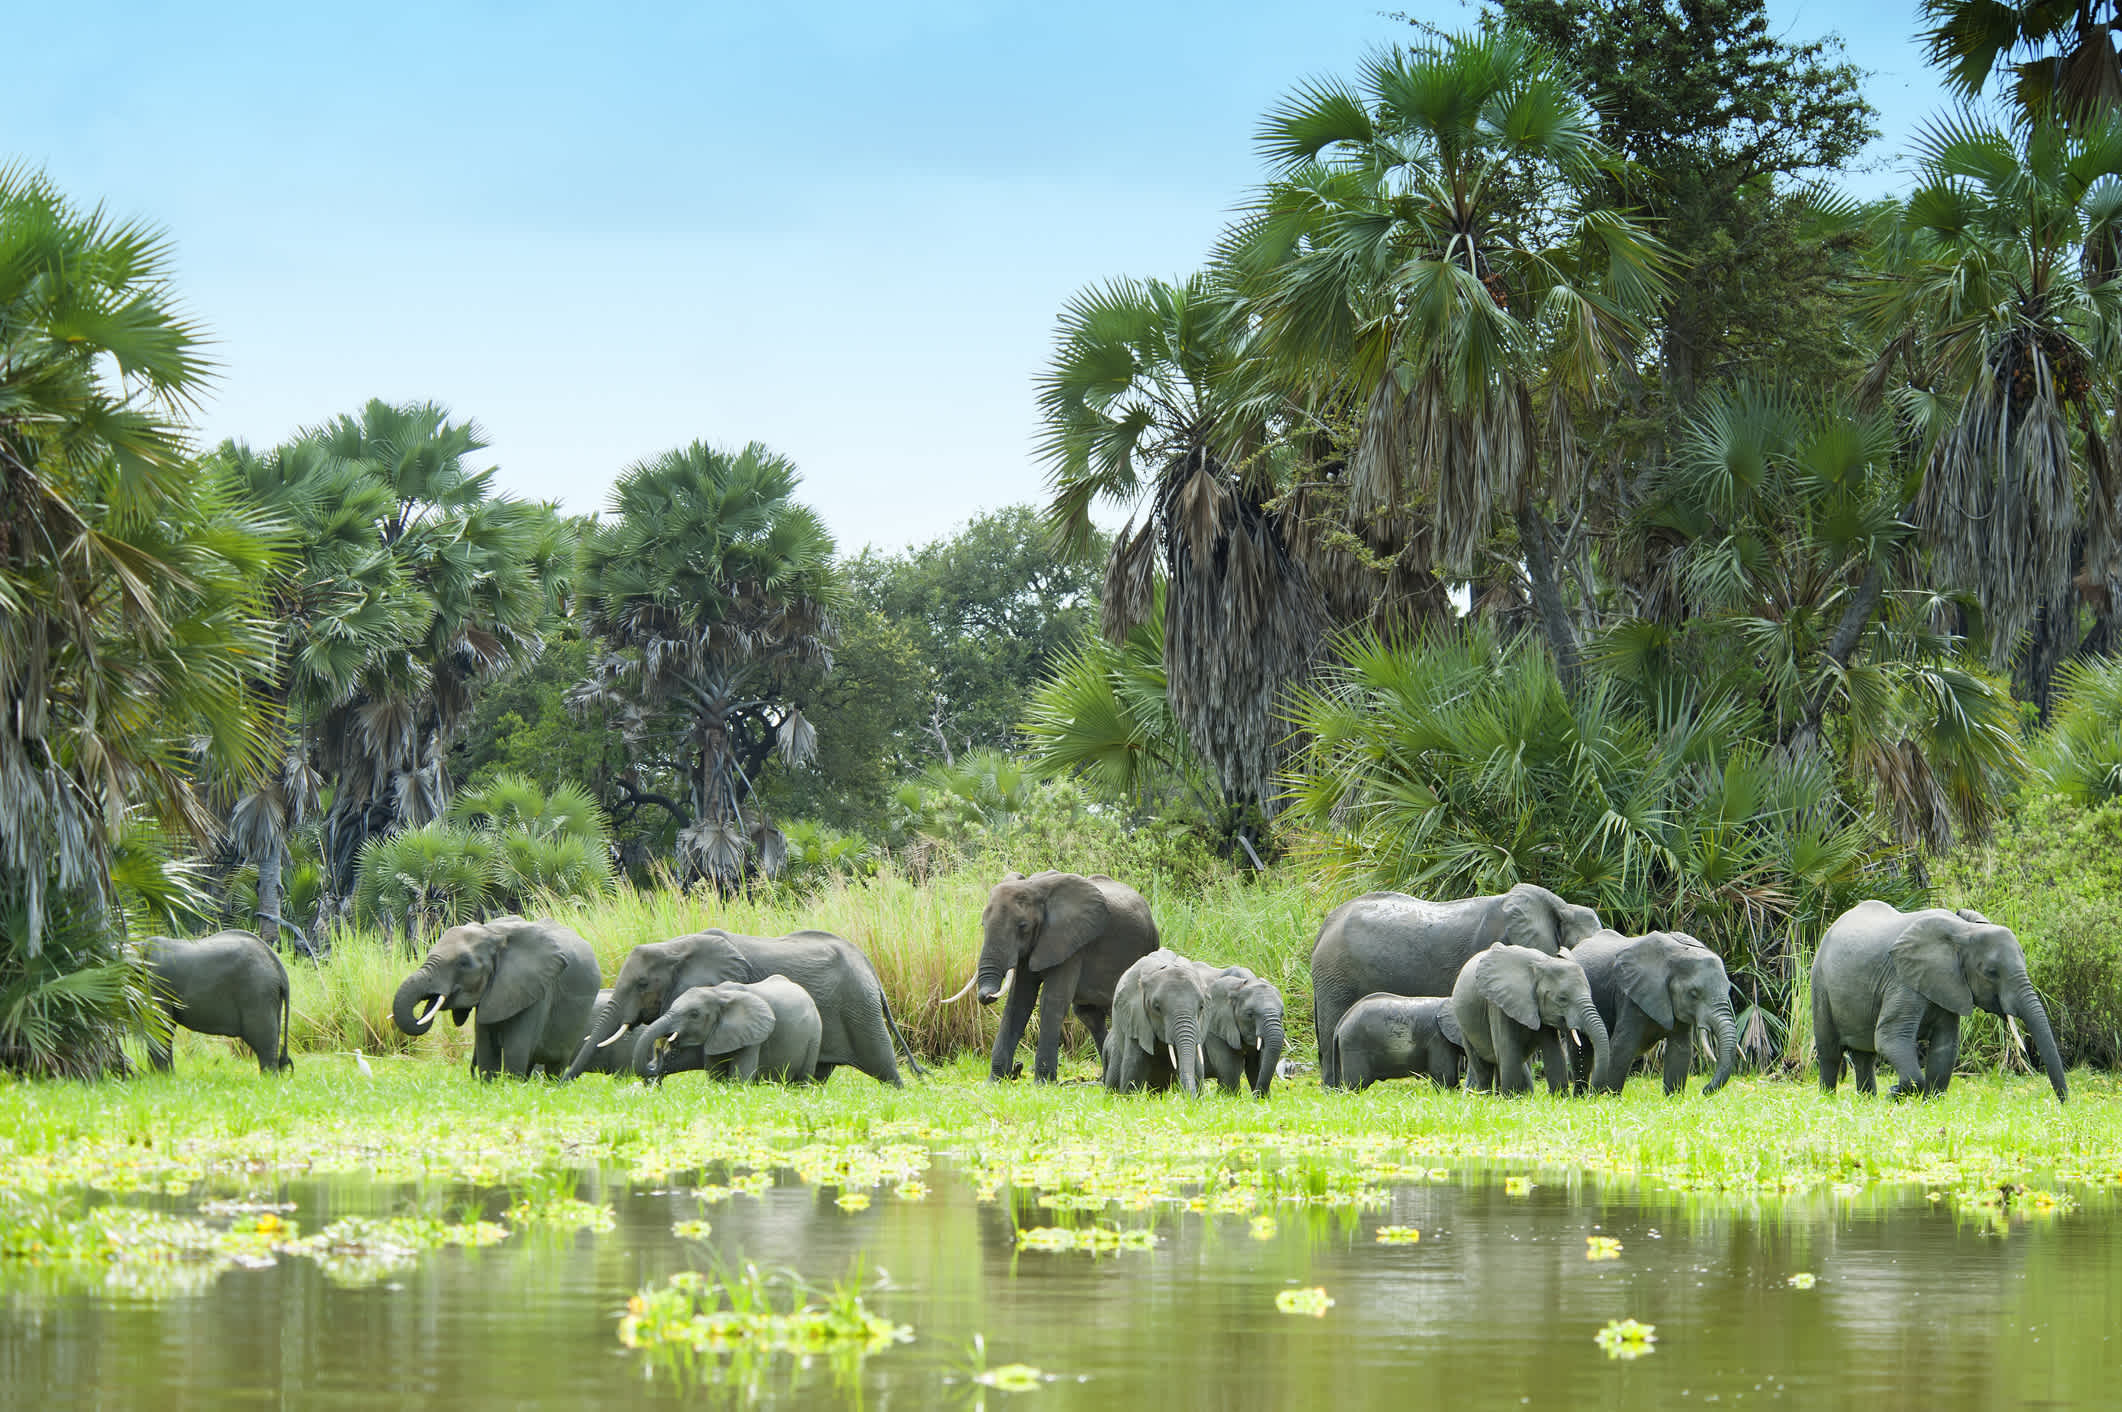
xmin=1935 ymin=794 xmax=2122 ymax=1069
xmin=2028 ymin=657 xmax=2122 ymax=806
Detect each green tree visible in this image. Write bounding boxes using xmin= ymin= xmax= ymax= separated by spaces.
xmin=1236 ymin=29 xmax=1671 ymax=691
xmin=574 ymin=441 xmax=838 ymax=886
xmin=760 ymin=601 xmax=927 ymax=832
xmin=0 ymin=168 xmax=275 ymax=1071
xmin=1922 ymin=0 xmax=2122 ymax=122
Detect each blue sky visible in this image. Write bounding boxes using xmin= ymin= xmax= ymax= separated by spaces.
xmin=19 ymin=1 xmax=1947 ymax=551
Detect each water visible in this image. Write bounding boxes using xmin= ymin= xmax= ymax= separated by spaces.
xmin=3 ymin=1164 xmax=2116 ymax=1410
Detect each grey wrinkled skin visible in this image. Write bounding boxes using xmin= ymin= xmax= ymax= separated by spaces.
xmin=142 ymin=930 xmax=291 ymax=1073
xmin=1333 ymin=994 xmax=1465 ymax=1091
xmin=1812 ymin=900 xmax=2067 ymax=1103
xmin=565 ymin=928 xmax=917 ymax=1085
xmin=639 ymin=977 xmax=823 ymax=1084
xmin=1194 ymin=964 xmax=1287 ymax=1098
xmin=970 ymin=871 xmax=1159 ymax=1083
xmin=1566 ymin=929 xmax=1737 ymax=1096
xmin=1101 ymin=950 xmax=1209 ymax=1097
xmin=391 ymin=916 xmax=600 ymax=1079
xmin=1310 ymin=884 xmax=1603 ymax=1087
xmin=1450 ymin=944 xmax=1610 ymax=1096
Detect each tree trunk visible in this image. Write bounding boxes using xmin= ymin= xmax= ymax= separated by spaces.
xmin=254 ymin=843 xmax=283 ymax=948
xmin=1514 ymin=503 xmax=1582 ymax=695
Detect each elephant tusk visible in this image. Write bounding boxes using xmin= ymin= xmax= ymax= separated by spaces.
xmin=595 ymin=1022 xmax=632 ymax=1049
xmin=1167 ymin=1043 xmax=1178 ymax=1070
xmin=416 ymin=993 xmax=447 ymax=1025
xmin=942 ymin=973 xmax=979 ymax=1004
xmin=992 ymin=968 xmax=1014 ymax=1001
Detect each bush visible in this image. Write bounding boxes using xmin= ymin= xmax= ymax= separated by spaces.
xmin=1935 ymin=793 xmax=2122 ymax=1069
xmin=2028 ymin=657 xmax=2122 ymax=805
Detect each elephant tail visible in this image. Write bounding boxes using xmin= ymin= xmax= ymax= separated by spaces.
xmin=278 ymin=973 xmax=291 ymax=1071
xmin=880 ymin=991 xmax=927 ymax=1079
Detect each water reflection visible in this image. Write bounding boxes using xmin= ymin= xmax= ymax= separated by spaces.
xmin=1 ymin=1164 xmax=2112 ymax=1411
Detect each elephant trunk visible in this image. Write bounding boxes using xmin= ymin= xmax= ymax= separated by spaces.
xmin=392 ymin=961 xmax=443 ymax=1037
xmin=1253 ymin=1018 xmax=1286 ymax=1099
xmin=562 ymin=991 xmax=627 ymax=1081
xmin=2011 ymin=977 xmax=2069 ymax=1104
xmin=1702 ymin=1003 xmax=1738 ymax=1096
xmin=974 ymin=958 xmax=1015 ymax=1007
xmin=1574 ymin=1000 xmax=1610 ymax=1095
xmin=1172 ymin=1014 xmax=1201 ymax=1097
xmin=638 ymin=1014 xmax=681 ymax=1078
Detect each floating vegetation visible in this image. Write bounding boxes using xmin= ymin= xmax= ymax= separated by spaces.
xmin=1786 ymin=1272 xmax=1817 ymax=1289
xmin=1504 ymin=1176 xmax=1535 ymax=1196
xmin=1275 ymin=1286 xmax=1334 ymax=1316
xmin=896 ymin=1181 xmax=930 ymax=1201
xmin=835 ymin=1192 xmax=872 ymax=1211
xmin=672 ymin=1219 xmax=713 ymax=1240
xmin=977 ymin=1363 xmax=1051 ymax=1391
xmin=618 ymin=1264 xmax=911 ymax=1389
xmin=504 ymin=1193 xmax=616 ymax=1233
xmin=1594 ymin=1318 xmax=1657 ymax=1359
xmin=1374 ymin=1226 xmax=1421 ymax=1244
xmin=282 ymin=1215 xmax=508 ymax=1287
xmin=1249 ymin=1215 xmax=1278 ymax=1239
xmin=1586 ymin=1236 xmax=1622 ymax=1260
xmin=1014 ymin=1226 xmax=1157 ymax=1255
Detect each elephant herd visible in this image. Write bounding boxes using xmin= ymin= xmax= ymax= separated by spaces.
xmin=137 ymin=871 xmax=2068 ymax=1105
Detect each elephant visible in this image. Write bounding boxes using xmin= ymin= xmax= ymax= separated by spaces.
xmin=1332 ymin=994 xmax=1465 ymax=1091
xmin=1811 ymin=900 xmax=2067 ymax=1103
xmin=572 ymin=991 xmax=656 ymax=1076
xmin=141 ymin=930 xmax=291 ymax=1073
xmin=1310 ymin=884 xmax=1604 ymax=1087
xmin=1566 ymin=929 xmax=1737 ymax=1096
xmin=392 ymin=915 xmax=600 ymax=1079
xmin=564 ymin=928 xmax=918 ymax=1085
xmin=1100 ymin=950 xmax=1209 ymax=1096
xmin=944 ymin=871 xmax=1159 ymax=1083
xmin=1450 ymin=943 xmax=1610 ymax=1095
xmin=639 ymin=978 xmax=823 ymax=1083
xmin=1196 ymin=965 xmax=1287 ymax=1098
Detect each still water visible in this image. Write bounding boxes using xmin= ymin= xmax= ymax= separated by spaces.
xmin=2 ymin=1161 xmax=2116 ymax=1411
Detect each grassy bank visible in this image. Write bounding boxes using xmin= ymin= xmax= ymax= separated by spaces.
xmin=285 ymin=867 xmax=1328 ymax=1065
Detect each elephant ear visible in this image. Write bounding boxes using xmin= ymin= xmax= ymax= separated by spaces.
xmin=480 ymin=925 xmax=566 ymax=1025
xmin=1436 ymin=1003 xmax=1465 ymax=1049
xmin=1475 ymin=947 xmax=1543 ymax=1029
xmin=705 ymin=992 xmax=777 ymax=1055
xmin=1954 ymin=907 xmax=1990 ymax=925
xmin=1889 ymin=916 xmax=1974 ymax=1016
xmin=1499 ymin=887 xmax=1561 ymax=955
xmin=1614 ymin=939 xmax=1675 ymax=1029
xmin=1031 ymin=874 xmax=1110 ymax=972
xmin=1119 ymin=969 xmax=1157 ymax=1056
xmin=1205 ymin=974 xmax=1246 ymax=1050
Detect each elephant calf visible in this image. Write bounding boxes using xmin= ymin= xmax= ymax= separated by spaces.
xmin=1102 ymin=950 xmax=1209 ymax=1096
xmin=1333 ymin=994 xmax=1465 ymax=1091
xmin=142 ymin=930 xmax=291 ymax=1073
xmin=1197 ymin=965 xmax=1287 ymax=1098
xmin=1812 ymin=901 xmax=2066 ymax=1103
xmin=640 ymin=978 xmax=822 ymax=1083
xmin=1567 ymin=929 xmax=1737 ymax=1096
xmin=1451 ymin=944 xmax=1610 ymax=1095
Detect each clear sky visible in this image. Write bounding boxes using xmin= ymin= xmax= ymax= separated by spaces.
xmin=18 ymin=2 xmax=1948 ymax=552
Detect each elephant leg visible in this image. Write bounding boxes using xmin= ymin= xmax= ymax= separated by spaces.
xmin=1074 ymin=1003 xmax=1108 ymax=1058
xmin=1922 ymin=1014 xmax=1960 ymax=1096
xmin=1314 ymin=984 xmax=1350 ymax=1088
xmin=1661 ymin=1030 xmax=1693 ymax=1096
xmin=848 ymin=996 xmax=904 ymax=1087
xmin=472 ymin=1024 xmax=503 ymax=1078
xmin=1537 ymin=1029 xmax=1570 ymax=1096
xmin=1490 ymin=1014 xmax=1532 ymax=1095
xmin=1813 ymin=991 xmax=1843 ymax=1093
xmin=1463 ymin=1045 xmax=1495 ymax=1093
xmin=1031 ymin=956 xmax=1084 ymax=1083
xmin=243 ymin=1007 xmax=282 ymax=1074
xmin=988 ymin=973 xmax=1041 ymax=1081
xmin=1426 ymin=1041 xmax=1460 ymax=1088
xmin=146 ymin=1022 xmax=174 ymax=1074
xmin=1873 ymin=991 xmax=1928 ymax=1098
xmin=499 ymin=999 xmax=551 ymax=1079
xmin=812 ymin=1061 xmax=838 ymax=1085
xmin=734 ymin=1046 xmax=761 ymax=1082
xmin=1850 ymin=1051 xmax=1877 ymax=1095
xmin=1602 ymin=1007 xmax=1650 ymax=1094
xmin=1201 ymin=1035 xmax=1242 ymax=1094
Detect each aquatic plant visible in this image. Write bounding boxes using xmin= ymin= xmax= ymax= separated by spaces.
xmin=1594 ymin=1318 xmax=1657 ymax=1358
xmin=1275 ymin=1286 xmax=1334 ymax=1316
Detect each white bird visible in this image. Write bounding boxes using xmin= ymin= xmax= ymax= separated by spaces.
xmin=350 ymin=1049 xmax=373 ymax=1079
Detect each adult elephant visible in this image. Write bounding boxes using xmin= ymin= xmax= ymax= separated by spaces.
xmin=943 ymin=871 xmax=1158 ymax=1083
xmin=1812 ymin=901 xmax=2067 ymax=1103
xmin=1100 ymin=950 xmax=1208 ymax=1096
xmin=1197 ymin=965 xmax=1286 ymax=1098
xmin=142 ymin=930 xmax=291 ymax=1073
xmin=392 ymin=916 xmax=600 ymax=1078
xmin=1568 ymin=929 xmax=1737 ymax=1096
xmin=1310 ymin=884 xmax=1604 ymax=1087
xmin=572 ymin=991 xmax=654 ymax=1076
xmin=1450 ymin=943 xmax=1609 ymax=1096
xmin=563 ymin=928 xmax=918 ymax=1085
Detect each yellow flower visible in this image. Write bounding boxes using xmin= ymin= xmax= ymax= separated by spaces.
xmin=1594 ymin=1318 xmax=1656 ymax=1359
xmin=1585 ymin=1236 xmax=1622 ymax=1261
xmin=1786 ymin=1273 xmax=1817 ymax=1289
xmin=1275 ymin=1286 xmax=1334 ymax=1317
xmin=835 ymin=1192 xmax=871 ymax=1211
xmin=1504 ymin=1176 xmax=1534 ymax=1196
xmin=1375 ymin=1226 xmax=1421 ymax=1245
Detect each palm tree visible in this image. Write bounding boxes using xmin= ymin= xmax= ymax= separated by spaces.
xmin=301 ymin=400 xmax=571 ymax=895
xmin=1039 ymin=271 xmax=1330 ymax=817
xmin=1922 ymin=0 xmax=2122 ymax=122
xmin=1233 ymin=30 xmax=1670 ymax=691
xmin=0 ymin=167 xmax=274 ymax=1069
xmin=1865 ymin=109 xmax=2122 ymax=713
xmin=573 ymin=441 xmax=838 ymax=888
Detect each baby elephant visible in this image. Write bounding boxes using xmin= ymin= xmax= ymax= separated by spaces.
xmin=1333 ymin=994 xmax=1465 ymax=1091
xmin=640 ymin=977 xmax=822 ymax=1083
xmin=1103 ymin=950 xmax=1210 ymax=1096
xmin=1451 ymin=943 xmax=1609 ymax=1095
xmin=1567 ymin=929 xmax=1737 ymax=1096
xmin=142 ymin=930 xmax=291 ymax=1073
xmin=1198 ymin=965 xmax=1287 ymax=1098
